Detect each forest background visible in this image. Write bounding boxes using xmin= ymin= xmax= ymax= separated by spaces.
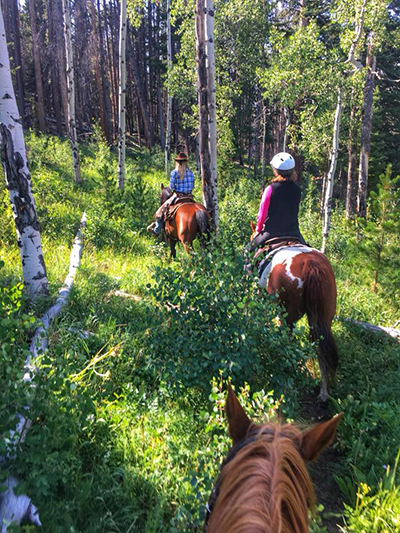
xmin=1 ymin=0 xmax=400 ymax=531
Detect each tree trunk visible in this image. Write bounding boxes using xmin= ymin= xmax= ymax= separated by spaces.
xmin=156 ymin=3 xmax=165 ymax=151
xmin=117 ymin=0 xmax=127 ymax=190
xmin=0 ymin=6 xmax=48 ymax=299
xmin=357 ymin=33 xmax=376 ymax=218
xmin=62 ymin=0 xmax=82 ymax=184
xmin=53 ymin=0 xmax=69 ymax=132
xmin=261 ymin=101 xmax=267 ymax=180
xmin=205 ymin=0 xmax=218 ymax=224
xmin=9 ymin=0 xmax=25 ymax=122
xmin=129 ymin=31 xmax=154 ymax=148
xmin=90 ymin=0 xmax=108 ymax=140
xmin=96 ymin=0 xmax=113 ymax=141
xmin=321 ymin=87 xmax=343 ymax=254
xmin=346 ymin=98 xmax=357 ymax=219
xmin=196 ymin=0 xmax=218 ymax=231
xmin=28 ymin=0 xmax=46 ymax=131
xmin=165 ymin=0 xmax=172 ymax=177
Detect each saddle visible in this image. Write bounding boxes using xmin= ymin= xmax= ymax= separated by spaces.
xmin=245 ymin=237 xmax=305 ymax=278
xmin=165 ymin=194 xmax=195 ymax=221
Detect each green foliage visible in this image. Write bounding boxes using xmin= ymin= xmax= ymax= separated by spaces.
xmin=356 ymin=165 xmax=400 ymax=296
xmin=342 ymin=451 xmax=400 ymax=532
xmin=0 ymin=261 xmax=35 ymax=462
xmin=146 ymin=247 xmax=314 ymax=411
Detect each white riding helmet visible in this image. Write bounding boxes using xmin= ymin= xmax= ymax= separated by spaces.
xmin=270 ymin=152 xmax=295 ymax=171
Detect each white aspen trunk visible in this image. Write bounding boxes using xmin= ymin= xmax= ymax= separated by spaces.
xmin=0 ymin=213 xmax=86 ymax=531
xmin=261 ymin=102 xmax=267 ymax=179
xmin=62 ymin=0 xmax=82 ymax=185
xmin=117 ymin=0 xmax=127 ymax=190
xmin=0 ymin=6 xmax=48 ymax=300
xmin=357 ymin=42 xmax=376 ymax=218
xmin=321 ymin=87 xmax=343 ymax=254
xmin=282 ymin=106 xmax=290 ymax=151
xmin=165 ymin=0 xmax=172 ymax=179
xmin=205 ymin=0 xmax=218 ymax=228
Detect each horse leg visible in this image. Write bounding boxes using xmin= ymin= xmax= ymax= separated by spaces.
xmin=182 ymin=241 xmax=193 ymax=255
xmin=170 ymin=240 xmax=177 ymax=259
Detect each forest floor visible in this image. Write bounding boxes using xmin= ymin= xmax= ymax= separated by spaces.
xmin=1 ymin=134 xmax=400 ymax=532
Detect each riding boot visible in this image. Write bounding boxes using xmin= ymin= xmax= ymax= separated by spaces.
xmin=153 ymin=217 xmax=165 ymax=235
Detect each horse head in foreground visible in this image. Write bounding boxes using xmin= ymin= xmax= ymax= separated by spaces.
xmin=249 ymin=222 xmax=338 ymax=402
xmin=160 ymin=185 xmax=211 ymax=258
xmin=204 ymin=385 xmax=343 ymax=532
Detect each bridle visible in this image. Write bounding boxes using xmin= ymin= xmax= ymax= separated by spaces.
xmin=203 ymin=426 xmax=300 ymax=531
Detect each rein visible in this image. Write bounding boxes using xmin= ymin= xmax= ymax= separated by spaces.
xmin=203 ymin=427 xmax=298 ymax=531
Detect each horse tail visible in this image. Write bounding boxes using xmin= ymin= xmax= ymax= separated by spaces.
xmin=195 ymin=209 xmax=211 ymax=242
xmin=303 ymin=260 xmax=338 ymax=378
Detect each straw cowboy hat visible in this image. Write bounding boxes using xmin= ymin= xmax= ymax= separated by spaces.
xmin=175 ymin=152 xmax=188 ymax=162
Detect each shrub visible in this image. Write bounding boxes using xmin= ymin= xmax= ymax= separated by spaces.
xmin=146 ymin=246 xmax=315 ymax=411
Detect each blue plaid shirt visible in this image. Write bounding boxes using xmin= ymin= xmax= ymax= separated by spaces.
xmin=170 ymin=169 xmax=195 ymax=194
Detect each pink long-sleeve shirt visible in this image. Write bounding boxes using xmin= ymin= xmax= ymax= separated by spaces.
xmin=256 ymin=185 xmax=273 ymax=233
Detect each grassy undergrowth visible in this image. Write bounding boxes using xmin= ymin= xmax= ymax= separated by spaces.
xmin=1 ymin=133 xmax=400 ymax=532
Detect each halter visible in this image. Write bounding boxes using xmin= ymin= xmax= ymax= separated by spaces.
xmin=203 ymin=427 xmax=297 ymax=531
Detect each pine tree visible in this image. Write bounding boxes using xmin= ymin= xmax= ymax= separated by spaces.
xmin=357 ymin=164 xmax=400 ymax=293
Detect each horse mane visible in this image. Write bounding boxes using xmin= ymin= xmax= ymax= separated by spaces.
xmin=207 ymin=423 xmax=315 ymax=533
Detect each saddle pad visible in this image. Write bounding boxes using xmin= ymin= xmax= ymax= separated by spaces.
xmin=259 ymin=244 xmax=320 ymax=289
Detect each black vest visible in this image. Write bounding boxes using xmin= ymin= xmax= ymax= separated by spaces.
xmin=261 ymin=181 xmax=303 ymax=240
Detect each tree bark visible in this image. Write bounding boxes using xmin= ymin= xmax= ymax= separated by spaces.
xmin=129 ymin=31 xmax=154 ymax=148
xmin=196 ymin=0 xmax=218 ymax=231
xmin=89 ymin=0 xmax=108 ymax=140
xmin=28 ymin=0 xmax=46 ymax=131
xmin=357 ymin=33 xmax=376 ymax=218
xmin=165 ymin=0 xmax=172 ymax=177
xmin=62 ymin=0 xmax=82 ymax=184
xmin=53 ymin=0 xmax=69 ymax=132
xmin=346 ymin=98 xmax=357 ymax=219
xmin=0 ymin=6 xmax=48 ymax=299
xmin=117 ymin=0 xmax=127 ymax=190
xmin=205 ymin=0 xmax=218 ymax=224
xmin=321 ymin=87 xmax=343 ymax=254
xmin=156 ymin=3 xmax=165 ymax=151
xmin=9 ymin=0 xmax=25 ymax=122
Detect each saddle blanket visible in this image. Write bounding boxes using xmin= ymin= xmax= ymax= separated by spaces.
xmin=257 ymin=244 xmax=320 ymax=289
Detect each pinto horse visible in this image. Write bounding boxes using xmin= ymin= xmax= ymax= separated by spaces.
xmin=249 ymin=223 xmax=338 ymax=401
xmin=204 ymin=385 xmax=342 ymax=533
xmin=160 ymin=185 xmax=211 ymax=258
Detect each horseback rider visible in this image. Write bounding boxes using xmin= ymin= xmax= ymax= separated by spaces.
xmin=148 ymin=152 xmax=195 ymax=235
xmin=250 ymin=152 xmax=306 ymax=252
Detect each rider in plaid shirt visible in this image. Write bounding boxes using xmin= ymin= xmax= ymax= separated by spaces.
xmin=149 ymin=152 xmax=195 ymax=234
xmin=169 ymin=167 xmax=195 ymax=194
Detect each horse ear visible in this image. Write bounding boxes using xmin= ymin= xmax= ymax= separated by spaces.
xmin=299 ymin=412 xmax=343 ymax=461
xmin=225 ymin=383 xmax=253 ymax=446
xmin=160 ymin=183 xmax=164 ymax=190
xmin=250 ymin=221 xmax=256 ymax=233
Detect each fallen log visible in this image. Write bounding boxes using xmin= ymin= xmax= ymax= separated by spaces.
xmin=336 ymin=315 xmax=400 ymax=341
xmin=0 ymin=213 xmax=87 ymax=532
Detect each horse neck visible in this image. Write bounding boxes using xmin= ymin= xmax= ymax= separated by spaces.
xmin=161 ymin=188 xmax=172 ymax=205
xmin=207 ymin=425 xmax=314 ymax=533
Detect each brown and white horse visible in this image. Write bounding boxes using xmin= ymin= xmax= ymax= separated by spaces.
xmin=250 ymin=223 xmax=338 ymax=401
xmin=204 ymin=385 xmax=343 ymax=532
xmin=160 ymin=185 xmax=211 ymax=258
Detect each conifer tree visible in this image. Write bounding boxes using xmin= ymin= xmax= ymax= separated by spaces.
xmin=357 ymin=164 xmax=400 ymax=293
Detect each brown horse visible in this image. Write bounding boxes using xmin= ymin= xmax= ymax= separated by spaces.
xmin=160 ymin=185 xmax=211 ymax=258
xmin=250 ymin=223 xmax=338 ymax=402
xmin=204 ymin=385 xmax=342 ymax=533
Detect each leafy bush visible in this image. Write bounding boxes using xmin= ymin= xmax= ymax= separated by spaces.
xmin=146 ymin=247 xmax=315 ymax=410
xmin=0 ymin=260 xmax=35 ymax=465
